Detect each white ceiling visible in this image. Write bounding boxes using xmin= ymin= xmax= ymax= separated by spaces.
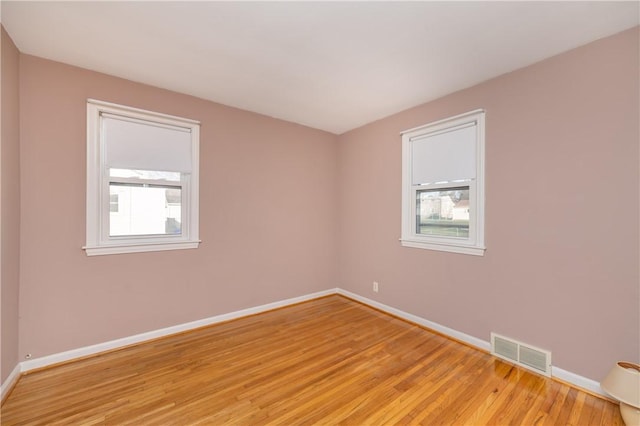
xmin=2 ymin=1 xmax=638 ymax=134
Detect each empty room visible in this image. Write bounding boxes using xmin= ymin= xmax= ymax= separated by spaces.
xmin=1 ymin=1 xmax=639 ymax=425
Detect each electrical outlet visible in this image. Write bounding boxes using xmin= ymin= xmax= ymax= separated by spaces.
xmin=373 ymin=281 xmax=379 ymax=292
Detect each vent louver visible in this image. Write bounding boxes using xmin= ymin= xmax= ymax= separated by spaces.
xmin=491 ymin=333 xmax=551 ymax=377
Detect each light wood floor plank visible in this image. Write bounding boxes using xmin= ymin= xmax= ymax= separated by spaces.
xmin=0 ymin=295 xmax=621 ymax=425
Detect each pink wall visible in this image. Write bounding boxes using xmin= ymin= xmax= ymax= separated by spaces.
xmin=18 ymin=55 xmax=339 ymax=359
xmin=1 ymin=27 xmax=21 ymax=383
xmin=8 ymin=26 xmax=639 ymax=384
xmin=338 ymin=27 xmax=639 ymax=381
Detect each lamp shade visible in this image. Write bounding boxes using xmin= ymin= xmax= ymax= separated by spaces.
xmin=601 ymin=362 xmax=640 ymax=408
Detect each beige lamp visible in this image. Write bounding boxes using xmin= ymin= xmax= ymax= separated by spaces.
xmin=601 ymin=362 xmax=640 ymax=426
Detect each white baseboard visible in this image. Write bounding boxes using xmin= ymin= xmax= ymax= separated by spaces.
xmin=14 ymin=287 xmax=606 ymax=400
xmin=21 ymin=288 xmax=337 ymax=373
xmin=1 ymin=362 xmax=22 ymax=401
xmin=337 ymin=289 xmax=491 ymax=351
xmin=552 ymin=366 xmax=605 ymax=397
xmin=336 ymin=289 xmax=608 ymax=399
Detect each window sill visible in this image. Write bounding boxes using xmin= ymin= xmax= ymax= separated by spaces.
xmin=83 ymin=240 xmax=200 ymax=256
xmin=400 ymin=239 xmax=485 ymax=256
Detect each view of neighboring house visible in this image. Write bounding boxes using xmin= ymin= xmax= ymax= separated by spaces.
xmin=417 ymin=188 xmax=470 ymax=238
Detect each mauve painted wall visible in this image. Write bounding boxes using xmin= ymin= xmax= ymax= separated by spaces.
xmin=337 ymin=27 xmax=639 ymax=381
xmin=18 ymin=55 xmax=339 ymax=359
xmin=1 ymin=27 xmax=21 ymax=383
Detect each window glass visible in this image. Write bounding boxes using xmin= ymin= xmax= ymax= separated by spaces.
xmin=109 ymin=194 xmax=119 ymax=213
xmin=109 ymin=183 xmax=182 ymax=237
xmin=416 ymin=187 xmax=469 ymax=238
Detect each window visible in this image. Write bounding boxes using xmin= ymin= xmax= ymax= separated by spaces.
xmin=401 ymin=109 xmax=485 ymax=256
xmin=85 ymin=99 xmax=200 ymax=256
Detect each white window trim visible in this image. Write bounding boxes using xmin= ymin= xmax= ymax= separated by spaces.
xmin=84 ymin=99 xmax=200 ymax=256
xmin=400 ymin=109 xmax=485 ymax=256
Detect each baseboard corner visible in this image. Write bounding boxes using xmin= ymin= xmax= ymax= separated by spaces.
xmin=9 ymin=286 xmax=611 ymax=404
xmin=1 ymin=362 xmax=22 ymax=403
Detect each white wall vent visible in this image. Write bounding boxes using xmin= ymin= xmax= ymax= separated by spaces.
xmin=491 ymin=333 xmax=552 ymax=377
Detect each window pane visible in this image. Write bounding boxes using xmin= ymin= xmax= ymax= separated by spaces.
xmin=416 ymin=186 xmax=469 ymax=238
xmin=110 ymin=168 xmax=181 ymax=182
xmin=109 ymin=194 xmax=119 ymax=213
xmin=109 ymin=183 xmax=182 ymax=236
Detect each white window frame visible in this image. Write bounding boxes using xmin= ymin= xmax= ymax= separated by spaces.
xmin=84 ymin=99 xmax=200 ymax=256
xmin=400 ymin=109 xmax=485 ymax=256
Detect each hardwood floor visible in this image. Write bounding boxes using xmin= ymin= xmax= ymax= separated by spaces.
xmin=1 ymin=295 xmax=622 ymax=425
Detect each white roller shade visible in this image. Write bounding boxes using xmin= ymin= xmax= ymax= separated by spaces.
xmin=411 ymin=123 xmax=476 ymax=185
xmin=103 ymin=114 xmax=192 ymax=172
